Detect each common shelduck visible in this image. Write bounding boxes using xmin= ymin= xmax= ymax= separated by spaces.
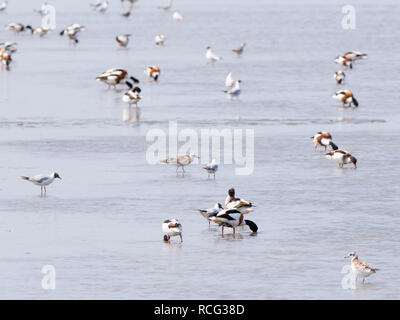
xmin=203 ymin=158 xmax=218 ymax=179
xmin=198 ymin=202 xmax=223 ymax=229
xmin=344 ymin=251 xmax=378 ymax=284
xmin=21 ymin=172 xmax=61 ymax=196
xmin=96 ymin=68 xmax=139 ymax=89
xmin=27 ymin=26 xmax=50 ymax=37
xmin=155 ymin=34 xmax=166 ymax=46
xmin=0 ymin=0 xmax=8 ymax=11
xmin=325 ymin=150 xmax=357 ymax=168
xmin=162 ymin=219 xmax=183 ymax=242
xmin=160 ymin=154 xmax=198 ymax=174
xmin=332 ymin=90 xmax=358 ymax=108
xmin=159 ymin=0 xmax=172 ymax=10
xmin=173 ymin=11 xmax=183 ymax=20
xmin=226 ymin=198 xmax=254 ymax=214
xmin=334 ymin=70 xmax=345 ymax=84
xmin=233 ymin=43 xmax=246 ymax=55
xmin=225 ymin=72 xmax=234 ymax=87
xmin=5 ymin=23 xmax=31 ymax=33
xmin=116 ymin=34 xmax=131 ymax=47
xmin=145 ymin=66 xmax=160 ymax=81
xmin=311 ymin=132 xmax=338 ymax=151
xmin=206 ymin=46 xmax=221 ymax=62
xmin=0 ymin=42 xmax=17 ymax=53
xmin=122 ymin=84 xmax=141 ymax=107
xmin=0 ymin=48 xmax=12 ymax=71
xmin=344 ymin=51 xmax=367 ymax=61
xmin=335 ymin=55 xmax=353 ymax=69
xmin=59 ymin=24 xmax=85 ymax=44
xmin=225 ymin=187 xmax=239 ymax=207
xmin=210 ymin=209 xmax=258 ymax=236
xmin=224 ymin=80 xmax=241 ymax=97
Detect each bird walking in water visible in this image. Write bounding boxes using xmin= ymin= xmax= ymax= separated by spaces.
xmin=224 ymin=80 xmax=241 ymax=98
xmin=334 ymin=70 xmax=345 ymax=84
xmin=162 ymin=219 xmax=183 ymax=242
xmin=59 ymin=24 xmax=85 ymax=44
xmin=161 ymin=154 xmax=198 ymax=175
xmin=325 ymin=150 xmax=357 ymax=168
xmin=206 ymin=46 xmax=222 ymax=62
xmin=116 ymin=34 xmax=131 ymax=47
xmin=210 ymin=209 xmax=258 ymax=236
xmin=232 ymin=43 xmax=246 ymax=55
xmin=203 ymin=158 xmax=218 ymax=179
xmin=198 ymin=203 xmax=223 ymax=229
xmin=144 ymin=66 xmax=160 ymax=81
xmin=311 ymin=132 xmax=338 ymax=151
xmin=122 ymin=83 xmax=142 ymax=108
xmin=21 ymin=172 xmax=61 ymax=197
xmin=344 ymin=252 xmax=378 ymax=285
xmin=332 ymin=90 xmax=358 ymax=108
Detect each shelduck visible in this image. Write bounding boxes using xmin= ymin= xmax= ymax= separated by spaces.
xmin=210 ymin=209 xmax=258 ymax=236
xmin=122 ymin=84 xmax=141 ymax=107
xmin=145 ymin=66 xmax=160 ymax=81
xmin=334 ymin=70 xmax=345 ymax=84
xmin=325 ymin=150 xmax=357 ymax=168
xmin=311 ymin=132 xmax=338 ymax=151
xmin=96 ymin=68 xmax=139 ymax=89
xmin=59 ymin=24 xmax=85 ymax=44
xmin=332 ymin=90 xmax=359 ymax=108
xmin=162 ymin=219 xmax=183 ymax=242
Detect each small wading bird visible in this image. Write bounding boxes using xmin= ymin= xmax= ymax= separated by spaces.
xmin=122 ymin=84 xmax=141 ymax=107
xmin=334 ymin=70 xmax=345 ymax=84
xmin=206 ymin=46 xmax=221 ymax=62
xmin=21 ymin=172 xmax=61 ymax=196
xmin=155 ymin=34 xmax=166 ymax=46
xmin=161 ymin=154 xmax=198 ymax=174
xmin=116 ymin=34 xmax=131 ymax=47
xmin=233 ymin=42 xmax=246 ymax=55
xmin=5 ymin=23 xmax=31 ymax=34
xmin=96 ymin=68 xmax=139 ymax=89
xmin=224 ymin=80 xmax=241 ymax=98
xmin=144 ymin=66 xmax=160 ymax=81
xmin=159 ymin=0 xmax=172 ymax=10
xmin=59 ymin=24 xmax=85 ymax=44
xmin=0 ymin=48 xmax=12 ymax=71
xmin=173 ymin=11 xmax=183 ymax=20
xmin=311 ymin=132 xmax=338 ymax=151
xmin=203 ymin=158 xmax=218 ymax=179
xmin=162 ymin=219 xmax=183 ymax=242
xmin=210 ymin=209 xmax=258 ymax=236
xmin=325 ymin=150 xmax=357 ymax=169
xmin=344 ymin=251 xmax=378 ymax=285
xmin=198 ymin=203 xmax=223 ymax=229
xmin=332 ymin=90 xmax=358 ymax=108
xmin=0 ymin=1 xmax=8 ymax=12
xmin=335 ymin=55 xmax=353 ymax=69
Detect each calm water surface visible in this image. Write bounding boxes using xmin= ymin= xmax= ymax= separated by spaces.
xmin=0 ymin=0 xmax=399 ymax=299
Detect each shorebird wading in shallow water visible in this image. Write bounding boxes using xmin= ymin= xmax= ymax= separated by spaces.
xmin=332 ymin=90 xmax=358 ymax=108
xmin=145 ymin=66 xmax=160 ymax=81
xmin=21 ymin=172 xmax=61 ymax=196
xmin=162 ymin=219 xmax=183 ymax=242
xmin=311 ymin=132 xmax=338 ymax=151
xmin=334 ymin=70 xmax=345 ymax=84
xmin=60 ymin=24 xmax=85 ymax=44
xmin=206 ymin=46 xmax=222 ymax=62
xmin=203 ymin=158 xmax=218 ymax=179
xmin=344 ymin=251 xmax=378 ymax=284
xmin=325 ymin=150 xmax=357 ymax=168
xmin=161 ymin=154 xmax=198 ymax=174
xmin=116 ymin=34 xmax=131 ymax=47
xmin=198 ymin=203 xmax=223 ymax=229
xmin=122 ymin=83 xmax=141 ymax=107
xmin=233 ymin=43 xmax=246 ymax=55
xmin=210 ymin=209 xmax=258 ymax=236
xmin=96 ymin=68 xmax=139 ymax=89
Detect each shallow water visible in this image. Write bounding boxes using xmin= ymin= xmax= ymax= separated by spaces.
xmin=0 ymin=0 xmax=399 ymax=299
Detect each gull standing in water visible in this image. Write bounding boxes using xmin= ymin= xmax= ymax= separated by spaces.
xmin=198 ymin=203 xmax=223 ymax=229
xmin=116 ymin=34 xmax=131 ymax=47
xmin=203 ymin=158 xmax=218 ymax=179
xmin=21 ymin=172 xmax=61 ymax=196
xmin=161 ymin=154 xmax=198 ymax=174
xmin=173 ymin=11 xmax=183 ymax=20
xmin=233 ymin=43 xmax=246 ymax=56
xmin=224 ymin=80 xmax=241 ymax=98
xmin=162 ymin=219 xmax=183 ymax=242
xmin=344 ymin=252 xmax=379 ymax=284
xmin=206 ymin=46 xmax=222 ymax=63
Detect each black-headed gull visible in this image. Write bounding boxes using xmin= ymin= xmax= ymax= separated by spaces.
xmin=206 ymin=46 xmax=221 ymax=62
xmin=224 ymin=80 xmax=241 ymax=97
xmin=21 ymin=172 xmax=61 ymax=196
xmin=203 ymin=158 xmax=218 ymax=179
xmin=162 ymin=219 xmax=183 ymax=242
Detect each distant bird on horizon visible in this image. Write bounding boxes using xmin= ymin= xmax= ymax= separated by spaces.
xmin=344 ymin=251 xmax=378 ymax=284
xmin=311 ymin=132 xmax=338 ymax=151
xmin=173 ymin=11 xmax=183 ymax=21
xmin=162 ymin=219 xmax=183 ymax=242
xmin=21 ymin=172 xmax=61 ymax=196
xmin=325 ymin=150 xmax=357 ymax=168
xmin=332 ymin=90 xmax=358 ymax=108
xmin=233 ymin=43 xmax=246 ymax=55
xmin=0 ymin=0 xmax=8 ymax=12
xmin=334 ymin=70 xmax=345 ymax=84
xmin=203 ymin=158 xmax=218 ymax=179
xmin=206 ymin=46 xmax=222 ymax=62
xmin=116 ymin=34 xmax=131 ymax=47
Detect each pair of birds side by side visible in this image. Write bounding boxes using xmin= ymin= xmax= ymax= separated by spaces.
xmin=21 ymin=172 xmax=61 ymax=196
xmin=311 ymin=132 xmax=357 ymax=169
xmin=160 ymin=154 xmax=219 ymax=178
xmin=206 ymin=43 xmax=246 ymax=62
xmin=224 ymin=72 xmax=242 ymax=97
